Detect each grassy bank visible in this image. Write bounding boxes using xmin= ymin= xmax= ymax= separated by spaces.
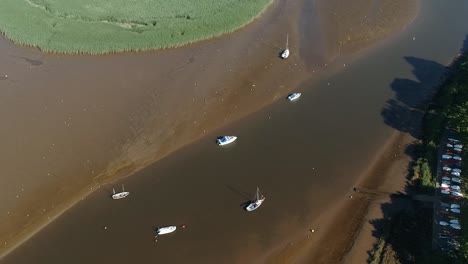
xmin=0 ymin=0 xmax=271 ymax=54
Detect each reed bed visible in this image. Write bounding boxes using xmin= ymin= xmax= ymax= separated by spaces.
xmin=0 ymin=0 xmax=271 ymax=54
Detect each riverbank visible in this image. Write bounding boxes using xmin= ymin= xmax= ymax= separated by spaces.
xmin=327 ymin=34 xmax=468 ymax=264
xmin=0 ymin=0 xmax=423 ymax=261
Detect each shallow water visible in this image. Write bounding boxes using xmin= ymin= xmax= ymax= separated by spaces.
xmin=2 ymin=0 xmax=468 ymax=263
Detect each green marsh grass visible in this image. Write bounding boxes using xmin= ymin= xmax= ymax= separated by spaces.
xmin=0 ymin=0 xmax=271 ymax=54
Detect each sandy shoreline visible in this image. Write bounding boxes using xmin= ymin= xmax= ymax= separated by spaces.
xmin=0 ymin=0 xmax=422 ymax=261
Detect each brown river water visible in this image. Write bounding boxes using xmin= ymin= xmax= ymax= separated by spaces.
xmin=1 ymin=0 xmax=468 ymax=263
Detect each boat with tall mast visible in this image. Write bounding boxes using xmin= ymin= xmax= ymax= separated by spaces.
xmin=281 ymin=34 xmax=289 ymax=59
xmin=246 ymin=187 xmax=265 ymax=212
xmin=112 ymin=184 xmax=129 ymax=200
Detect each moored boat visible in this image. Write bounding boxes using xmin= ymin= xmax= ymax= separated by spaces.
xmin=112 ymin=184 xmax=129 ymax=200
xmin=217 ymin=136 xmax=237 ymax=146
xmin=156 ymin=226 xmax=177 ymax=235
xmin=246 ymin=187 xmax=265 ymax=212
xmin=287 ymin=93 xmax=301 ymax=101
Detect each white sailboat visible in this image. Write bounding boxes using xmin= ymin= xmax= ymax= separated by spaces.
xmin=246 ymin=187 xmax=265 ymax=212
xmin=112 ymin=184 xmax=129 ymax=200
xmin=281 ymin=34 xmax=290 ymax=59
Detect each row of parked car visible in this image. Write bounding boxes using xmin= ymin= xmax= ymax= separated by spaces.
xmin=438 ymin=137 xmax=464 ymax=251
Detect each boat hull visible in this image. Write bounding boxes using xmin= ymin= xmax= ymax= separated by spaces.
xmin=112 ymin=192 xmax=130 ymax=199
xmin=217 ymin=136 xmax=237 ymax=145
xmin=246 ymin=198 xmax=265 ymax=212
xmin=287 ymin=93 xmax=301 ymax=101
xmin=157 ymin=226 xmax=177 ymax=235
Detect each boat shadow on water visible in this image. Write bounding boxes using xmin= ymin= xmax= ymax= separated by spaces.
xmin=225 ymin=185 xmax=256 ymax=209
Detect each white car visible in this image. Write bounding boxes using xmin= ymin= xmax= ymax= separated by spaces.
xmin=442 ymin=176 xmax=451 ymax=181
xmin=451 ymin=191 xmax=464 ymax=197
xmin=451 ymin=185 xmax=461 ymax=191
xmin=439 ymin=221 xmax=450 ymax=226
xmin=450 ymin=223 xmax=461 ymax=230
xmin=442 ymin=154 xmax=452 ymax=159
xmin=451 ymin=171 xmax=461 ymax=177
xmin=454 ymin=144 xmax=463 ymax=149
xmin=453 ymin=168 xmax=462 ymax=173
xmin=452 ymin=177 xmax=462 ymax=184
xmin=448 ymin=138 xmax=460 ymax=143
xmin=442 ymin=166 xmax=452 ymax=172
xmin=447 ymin=143 xmax=454 ymax=148
xmin=441 ymin=182 xmax=451 ymax=188
xmin=454 ymin=147 xmax=462 ymax=153
xmin=453 ymin=155 xmax=462 ymax=161
xmin=451 ymin=208 xmax=461 ymax=214
xmin=441 ymin=189 xmax=450 ymax=195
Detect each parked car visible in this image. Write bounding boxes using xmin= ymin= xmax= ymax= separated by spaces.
xmin=453 ymin=155 xmax=462 ymax=161
xmin=449 ymin=195 xmax=463 ymax=200
xmin=442 ymin=154 xmax=453 ymax=159
xmin=451 ymin=177 xmax=462 ymax=184
xmin=442 ymin=166 xmax=452 ymax=172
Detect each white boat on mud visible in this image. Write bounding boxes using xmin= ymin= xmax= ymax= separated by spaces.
xmin=246 ymin=187 xmax=265 ymax=212
xmin=217 ymin=136 xmax=237 ymax=146
xmin=280 ymin=34 xmax=289 ymax=59
xmin=156 ymin=226 xmax=177 ymax=236
xmin=287 ymin=93 xmax=301 ymax=101
xmin=112 ymin=184 xmax=129 ymax=200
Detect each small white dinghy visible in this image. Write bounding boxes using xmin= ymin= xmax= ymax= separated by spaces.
xmin=112 ymin=184 xmax=129 ymax=200
xmin=156 ymin=226 xmax=177 ymax=235
xmin=217 ymin=136 xmax=237 ymax=146
xmin=280 ymin=34 xmax=289 ymax=59
xmin=246 ymin=187 xmax=265 ymax=212
xmin=287 ymin=93 xmax=301 ymax=101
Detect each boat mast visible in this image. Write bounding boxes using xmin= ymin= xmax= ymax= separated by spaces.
xmin=256 ymin=187 xmax=260 ymax=200
xmin=122 ymin=184 xmax=125 ymax=192
xmin=113 ymin=188 xmax=116 ymax=195
xmin=286 ymin=34 xmax=289 ymax=49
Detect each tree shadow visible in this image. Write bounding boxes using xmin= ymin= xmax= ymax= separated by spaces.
xmin=382 ymin=57 xmax=447 ymax=138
